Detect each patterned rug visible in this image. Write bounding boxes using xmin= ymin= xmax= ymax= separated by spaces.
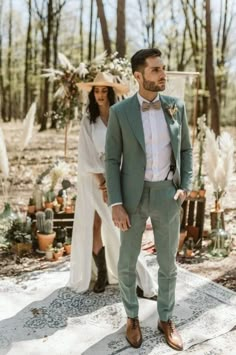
xmin=0 ymin=255 xmax=236 ymax=355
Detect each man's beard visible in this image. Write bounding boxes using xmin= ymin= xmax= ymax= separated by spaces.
xmin=142 ymin=74 xmax=165 ymax=92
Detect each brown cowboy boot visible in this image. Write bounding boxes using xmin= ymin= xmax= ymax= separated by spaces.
xmin=126 ymin=317 xmax=142 ymax=348
xmin=92 ymin=246 xmax=108 ymax=293
xmin=158 ymin=319 xmax=183 ymax=351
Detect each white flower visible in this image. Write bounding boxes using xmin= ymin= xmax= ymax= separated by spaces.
xmin=58 ymin=52 xmax=75 ymax=71
xmin=50 ymin=161 xmax=69 ymax=190
xmin=92 ymin=51 xmax=107 ymax=65
xmin=75 ymin=62 xmax=89 ymax=78
xmin=54 ymin=85 xmax=67 ymax=99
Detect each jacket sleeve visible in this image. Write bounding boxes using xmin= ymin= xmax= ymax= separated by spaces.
xmin=105 ymin=107 xmax=123 ymax=205
xmin=179 ymin=102 xmax=193 ymax=191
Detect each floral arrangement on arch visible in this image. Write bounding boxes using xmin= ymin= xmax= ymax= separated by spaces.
xmin=42 ymin=51 xmax=135 ymax=127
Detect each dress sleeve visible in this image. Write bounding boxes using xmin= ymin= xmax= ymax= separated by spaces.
xmin=78 ymin=116 xmax=105 ymax=175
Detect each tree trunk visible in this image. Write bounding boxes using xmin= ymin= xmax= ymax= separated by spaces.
xmin=7 ymin=0 xmax=13 ymax=121
xmin=94 ymin=11 xmax=98 ymax=58
xmin=116 ymin=0 xmax=126 ymax=57
xmin=40 ymin=0 xmax=53 ymax=131
xmin=96 ymin=0 xmax=112 ymax=55
xmin=205 ymin=0 xmax=220 ymax=135
xmin=88 ymin=0 xmax=94 ymax=61
xmin=24 ymin=0 xmax=33 ymax=115
xmin=151 ymin=0 xmax=156 ymax=47
xmin=0 ymin=0 xmax=6 ymax=121
xmin=79 ymin=0 xmax=84 ymax=62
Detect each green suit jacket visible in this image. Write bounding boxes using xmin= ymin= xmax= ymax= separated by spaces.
xmin=105 ymin=93 xmax=193 ymax=214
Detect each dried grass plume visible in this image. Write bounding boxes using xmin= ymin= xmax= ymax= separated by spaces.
xmin=205 ymin=128 xmax=234 ymax=204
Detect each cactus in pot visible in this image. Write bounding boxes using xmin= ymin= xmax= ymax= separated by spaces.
xmin=36 ymin=209 xmax=56 ymax=251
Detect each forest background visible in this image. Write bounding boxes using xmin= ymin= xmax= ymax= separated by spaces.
xmin=0 ymin=0 xmax=236 ymax=135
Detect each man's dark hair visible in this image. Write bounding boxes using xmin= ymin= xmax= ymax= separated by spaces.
xmin=87 ymin=86 xmax=116 ymax=123
xmin=131 ymin=48 xmax=162 ymax=74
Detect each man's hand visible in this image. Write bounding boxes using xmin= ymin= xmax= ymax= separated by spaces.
xmin=174 ymin=189 xmax=187 ymax=204
xmin=112 ymin=205 xmax=131 ymax=231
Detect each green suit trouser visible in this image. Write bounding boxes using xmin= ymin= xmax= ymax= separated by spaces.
xmin=118 ymin=180 xmax=181 ymax=321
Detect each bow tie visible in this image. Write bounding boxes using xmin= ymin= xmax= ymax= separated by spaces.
xmin=141 ymin=100 xmax=161 ymax=112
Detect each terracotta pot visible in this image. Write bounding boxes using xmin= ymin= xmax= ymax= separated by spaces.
xmin=189 ymin=190 xmax=198 ymax=198
xmin=28 ymin=205 xmax=36 ymax=214
xmin=53 ymin=248 xmax=64 ymax=260
xmin=56 ymin=196 xmax=63 ymax=205
xmin=44 ymin=202 xmax=54 ymax=209
xmin=65 ymin=206 xmax=73 ymax=214
xmin=64 ymin=244 xmax=71 ymax=255
xmin=185 ymin=249 xmax=194 ymax=257
xmin=198 ymin=189 xmax=206 ymax=198
xmin=37 ymin=232 xmax=56 ymax=251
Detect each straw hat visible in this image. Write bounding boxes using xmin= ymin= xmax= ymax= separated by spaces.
xmin=77 ymin=72 xmax=129 ymax=95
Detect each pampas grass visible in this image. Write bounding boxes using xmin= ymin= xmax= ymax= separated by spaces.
xmin=205 ymin=128 xmax=235 ymax=207
xmin=0 ymin=127 xmax=9 ymax=203
xmin=0 ymin=127 xmax=9 ymax=179
xmin=20 ymin=102 xmax=37 ymax=152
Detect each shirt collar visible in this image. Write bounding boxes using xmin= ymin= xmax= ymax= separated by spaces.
xmin=137 ymin=92 xmax=160 ymax=107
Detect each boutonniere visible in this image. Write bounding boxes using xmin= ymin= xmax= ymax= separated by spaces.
xmin=166 ymin=103 xmax=178 ymax=119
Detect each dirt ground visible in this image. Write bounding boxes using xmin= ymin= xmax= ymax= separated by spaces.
xmin=0 ymin=121 xmax=236 ymax=291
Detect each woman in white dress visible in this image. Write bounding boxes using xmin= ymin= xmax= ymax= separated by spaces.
xmin=68 ymin=72 xmax=157 ymax=298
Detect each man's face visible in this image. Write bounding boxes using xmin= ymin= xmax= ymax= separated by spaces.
xmin=138 ymin=56 xmax=166 ymax=92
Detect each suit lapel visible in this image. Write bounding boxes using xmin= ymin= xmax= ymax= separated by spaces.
xmin=160 ymin=95 xmax=179 ymax=162
xmin=125 ymin=94 xmax=146 ymax=152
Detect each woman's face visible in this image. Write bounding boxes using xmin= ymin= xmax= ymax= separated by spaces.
xmin=94 ymin=86 xmax=109 ymax=107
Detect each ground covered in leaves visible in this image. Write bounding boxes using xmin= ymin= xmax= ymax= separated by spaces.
xmin=0 ymin=122 xmax=236 ymax=291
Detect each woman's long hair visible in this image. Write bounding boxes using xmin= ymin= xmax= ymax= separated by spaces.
xmin=87 ymin=86 xmax=116 ymax=124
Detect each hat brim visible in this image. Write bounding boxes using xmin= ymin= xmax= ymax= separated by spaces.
xmin=77 ymin=81 xmax=129 ymax=96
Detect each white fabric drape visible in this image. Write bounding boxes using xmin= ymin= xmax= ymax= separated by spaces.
xmin=68 ymin=116 xmax=158 ymax=297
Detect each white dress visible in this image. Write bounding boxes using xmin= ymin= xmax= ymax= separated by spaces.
xmin=68 ymin=115 xmax=158 ymax=297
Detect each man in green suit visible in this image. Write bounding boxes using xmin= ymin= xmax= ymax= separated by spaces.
xmin=105 ymin=48 xmax=192 ymax=351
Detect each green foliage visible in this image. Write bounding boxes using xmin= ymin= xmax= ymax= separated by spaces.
xmin=44 ymin=189 xmax=56 ymax=203
xmin=5 ymin=216 xmax=32 ymax=244
xmin=0 ymin=203 xmax=14 ymax=219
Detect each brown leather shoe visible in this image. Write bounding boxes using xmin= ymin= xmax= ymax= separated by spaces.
xmin=136 ymin=286 xmax=158 ymax=301
xmin=126 ymin=317 xmax=142 ymax=348
xmin=158 ymin=319 xmax=183 ymax=351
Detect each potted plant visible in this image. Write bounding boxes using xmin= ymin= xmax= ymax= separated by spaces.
xmin=36 ymin=208 xmax=56 ymax=251
xmin=5 ymin=215 xmax=33 ymax=256
xmin=198 ymin=176 xmax=206 ymax=198
xmin=64 ymin=236 xmax=71 ymax=255
xmin=71 ymin=195 xmax=76 ymax=212
xmin=28 ymin=197 xmax=36 ymax=214
xmin=53 ymin=242 xmax=64 ymax=260
xmin=45 ymin=244 xmax=54 ymax=261
xmin=44 ymin=162 xmax=69 ymax=209
xmin=189 ymin=178 xmax=199 ymax=198
xmin=44 ymin=189 xmax=56 ymax=209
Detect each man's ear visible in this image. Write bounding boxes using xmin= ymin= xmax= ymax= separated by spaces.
xmin=134 ymin=71 xmax=141 ymax=81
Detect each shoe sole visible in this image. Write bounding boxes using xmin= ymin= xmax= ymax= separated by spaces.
xmin=126 ymin=336 xmax=142 ymax=348
xmin=93 ymin=281 xmax=109 ymax=293
xmin=158 ymin=326 xmax=183 ymax=351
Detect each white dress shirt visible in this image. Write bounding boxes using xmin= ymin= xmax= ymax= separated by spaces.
xmin=137 ymin=93 xmax=173 ymax=181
